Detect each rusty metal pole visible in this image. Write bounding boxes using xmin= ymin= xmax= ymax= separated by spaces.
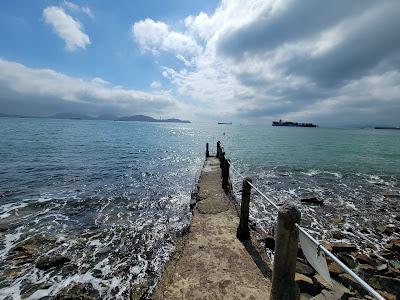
xmin=271 ymin=203 xmax=301 ymax=300
xmin=236 ymin=177 xmax=252 ymax=240
xmin=206 ymin=143 xmax=209 ymax=157
xmin=216 ymin=141 xmax=221 ymax=158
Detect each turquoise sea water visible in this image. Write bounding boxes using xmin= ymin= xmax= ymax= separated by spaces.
xmin=0 ymin=117 xmax=399 ymax=298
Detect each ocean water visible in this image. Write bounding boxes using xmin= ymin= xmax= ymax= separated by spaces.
xmin=0 ymin=118 xmax=399 ymax=299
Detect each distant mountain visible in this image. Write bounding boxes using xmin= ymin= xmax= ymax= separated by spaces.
xmin=118 ymin=115 xmax=191 ymax=123
xmin=1 ymin=112 xmax=191 ymax=123
xmin=0 ymin=113 xmax=30 ymax=118
xmin=96 ymin=114 xmax=118 ymax=120
xmin=118 ymin=115 xmax=157 ymax=122
xmin=49 ymin=112 xmax=94 ymax=120
xmin=160 ymin=118 xmax=191 ymax=124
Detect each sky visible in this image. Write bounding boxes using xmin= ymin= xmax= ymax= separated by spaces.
xmin=0 ymin=0 xmax=399 ymax=126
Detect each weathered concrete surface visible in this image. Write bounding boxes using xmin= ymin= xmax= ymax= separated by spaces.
xmin=153 ymin=157 xmax=271 ymax=299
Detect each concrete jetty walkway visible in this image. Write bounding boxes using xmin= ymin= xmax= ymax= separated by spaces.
xmin=153 ymin=157 xmax=271 ymax=299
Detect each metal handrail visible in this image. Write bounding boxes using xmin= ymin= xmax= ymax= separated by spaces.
xmin=228 ymin=159 xmax=385 ymax=300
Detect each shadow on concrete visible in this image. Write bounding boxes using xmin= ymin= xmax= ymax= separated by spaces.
xmin=223 ymin=180 xmax=273 ymax=280
xmin=241 ymin=239 xmax=273 ymax=280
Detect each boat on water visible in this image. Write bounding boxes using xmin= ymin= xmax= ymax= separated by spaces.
xmin=375 ymin=127 xmax=400 ymax=130
xmin=218 ymin=122 xmax=232 ymax=124
xmin=272 ymin=119 xmax=318 ymax=127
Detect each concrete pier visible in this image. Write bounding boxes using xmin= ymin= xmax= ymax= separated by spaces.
xmin=153 ymin=156 xmax=271 ymax=299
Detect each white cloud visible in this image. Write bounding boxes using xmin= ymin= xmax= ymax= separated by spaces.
xmin=43 ymin=6 xmax=90 ymax=51
xmin=132 ymin=18 xmax=202 ymax=64
xmin=63 ymin=1 xmax=94 ymax=20
xmin=132 ymin=0 xmax=400 ymax=126
xmin=0 ymin=59 xmax=182 ymax=117
xmin=81 ymin=7 xmax=94 ymax=20
xmin=150 ymin=81 xmax=162 ymax=89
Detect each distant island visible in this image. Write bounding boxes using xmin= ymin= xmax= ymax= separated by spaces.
xmin=117 ymin=115 xmax=190 ymax=123
xmin=0 ymin=113 xmax=191 ymax=124
xmin=272 ymin=119 xmax=318 ymax=128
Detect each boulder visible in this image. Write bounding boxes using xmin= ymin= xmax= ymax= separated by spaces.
xmin=383 ymin=192 xmax=400 ymax=199
xmin=36 ymin=255 xmax=70 ymax=270
xmin=337 ymin=253 xmax=357 ymax=269
xmin=296 ymin=261 xmax=315 ymax=276
xmin=300 ymin=196 xmax=324 ymax=205
xmin=130 ymin=280 xmax=149 ymax=300
xmin=377 ymin=224 xmax=398 ymax=235
xmin=355 ymin=254 xmax=374 ymax=266
xmin=295 ymin=273 xmax=319 ymax=296
xmin=328 ymin=262 xmax=344 ymax=275
xmin=54 ymin=283 xmax=99 ymax=300
xmin=312 ymin=274 xmax=353 ymax=299
xmin=387 ymin=238 xmax=400 ymax=253
xmin=368 ymin=275 xmax=400 ymax=298
xmin=263 ymin=235 xmax=275 ymax=250
xmin=338 ymin=273 xmax=364 ymax=295
xmin=378 ymin=290 xmax=396 ymax=300
xmin=330 ymin=242 xmax=357 ymax=254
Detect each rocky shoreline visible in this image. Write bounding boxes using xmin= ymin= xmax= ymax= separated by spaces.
xmin=256 ymin=215 xmax=400 ymax=299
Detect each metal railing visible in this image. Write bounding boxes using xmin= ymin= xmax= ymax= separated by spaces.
xmin=217 ymin=143 xmax=385 ymax=300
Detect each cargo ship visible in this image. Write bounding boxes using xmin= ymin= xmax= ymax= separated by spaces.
xmin=272 ymin=120 xmax=318 ymax=127
xmin=375 ymin=127 xmax=400 ymax=130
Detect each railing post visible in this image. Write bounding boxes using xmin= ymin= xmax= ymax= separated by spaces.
xmin=216 ymin=141 xmax=221 ymax=158
xmin=271 ymin=203 xmax=301 ymax=300
xmin=220 ymin=151 xmax=225 ymax=169
xmin=222 ymin=159 xmax=230 ymax=190
xmin=236 ymin=177 xmax=252 ymax=240
xmin=206 ymin=143 xmax=209 ymax=157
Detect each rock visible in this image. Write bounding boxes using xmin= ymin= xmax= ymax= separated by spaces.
xmin=96 ymin=246 xmax=112 ymax=255
xmin=331 ymin=231 xmax=346 ymax=240
xmin=355 ymin=253 xmax=374 ymax=266
xmin=339 ymin=273 xmax=365 ymax=295
xmin=330 ymin=242 xmax=357 ymax=254
xmin=295 ymin=273 xmax=319 ymax=296
xmin=357 ymin=264 xmax=376 ymax=277
xmin=12 ymin=243 xmax=38 ymax=256
xmin=92 ymin=268 xmax=103 ymax=278
xmin=130 ymin=280 xmax=149 ymax=300
xmin=190 ymin=190 xmax=198 ymax=210
xmin=61 ymin=263 xmax=78 ymax=276
xmin=36 ymin=255 xmax=70 ymax=270
xmin=0 ymin=222 xmax=20 ymax=232
xmin=12 ymin=234 xmax=56 ymax=252
xmin=375 ymin=263 xmax=388 ymax=273
xmin=337 ymin=253 xmax=357 ymax=269
xmin=378 ymin=249 xmax=394 ymax=259
xmin=372 ymin=276 xmax=400 ymax=298
xmin=300 ymin=196 xmax=324 ymax=205
xmin=377 ymin=224 xmax=398 ymax=235
xmin=328 ymin=262 xmax=344 ymax=275
xmin=387 ymin=238 xmax=400 ymax=253
xmin=312 ymin=274 xmax=353 ymax=299
xmin=296 ymin=261 xmax=315 ymax=276
xmin=378 ymin=290 xmax=396 ymax=300
xmin=54 ymin=283 xmax=99 ymax=300
xmin=389 ymin=259 xmax=400 ymax=270
xmin=383 ymin=192 xmax=400 ymax=199
xmin=263 ymin=235 xmax=275 ymax=250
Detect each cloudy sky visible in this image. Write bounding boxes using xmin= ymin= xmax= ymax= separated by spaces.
xmin=0 ymin=0 xmax=399 ymax=126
